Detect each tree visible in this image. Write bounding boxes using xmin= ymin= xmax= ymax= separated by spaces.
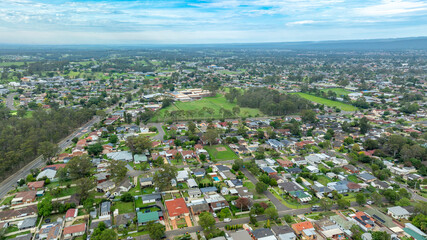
xmin=359 ymin=117 xmax=371 ymax=134
xmin=356 ymin=193 xmax=366 ymax=206
xmin=337 ymin=199 xmax=350 ymax=209
xmin=72 ymin=137 xmax=79 ymax=144
xmin=232 ymin=159 xmax=244 ymax=171
xmin=76 ymin=177 xmax=95 ymax=202
xmin=153 ymin=165 xmax=177 ymax=191
xmin=126 ymin=135 xmax=151 ymax=161
xmin=256 ymin=182 xmax=268 ymax=194
xmin=37 ymin=197 xmax=53 ymax=217
xmin=198 ymin=212 xmax=216 ymax=231
xmin=203 ymin=128 xmax=218 ymax=146
xmin=371 ymin=192 xmax=382 ymax=206
xmin=38 ymin=141 xmax=59 ymax=163
xmin=67 ymin=155 xmax=92 ymax=179
xmin=219 ymin=208 xmax=231 ymax=219
xmin=320 ymin=198 xmax=334 ymax=211
xmin=301 ymin=110 xmax=316 ymax=123
xmin=121 ymin=192 xmax=133 ymax=202
xmin=235 ymin=197 xmax=251 ymax=211
xmin=87 ymin=143 xmax=103 ymax=156
xmin=146 ymin=221 xmax=165 ymax=240
xmin=109 ymin=160 xmax=128 ymax=183
xmin=265 ymin=207 xmax=278 ymax=220
xmin=91 ymin=222 xmax=118 ymax=240
xmin=109 ymin=134 xmax=118 ymax=144
xmin=372 ymin=231 xmax=391 ymax=240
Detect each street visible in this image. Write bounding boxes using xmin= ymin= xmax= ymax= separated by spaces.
xmin=6 ymin=92 xmax=17 ymax=111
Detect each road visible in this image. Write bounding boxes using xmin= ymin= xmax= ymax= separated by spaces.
xmin=0 ymin=116 xmax=100 ymax=199
xmin=146 ymin=122 xmax=165 ymax=141
xmin=6 ymin=92 xmax=16 ymax=110
xmin=241 ymin=168 xmax=290 ymax=212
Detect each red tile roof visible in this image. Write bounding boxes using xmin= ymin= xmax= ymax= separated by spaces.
xmin=63 ymin=223 xmax=86 ymax=235
xmin=65 ymin=209 xmax=77 ymax=219
xmin=292 ymin=221 xmax=314 ymax=232
xmin=165 ymin=198 xmax=189 ymax=217
xmin=27 ymin=181 xmax=45 ymax=189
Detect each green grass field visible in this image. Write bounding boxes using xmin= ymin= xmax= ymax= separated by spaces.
xmin=152 ymin=94 xmax=263 ymax=121
xmin=292 ymin=92 xmax=357 ymax=111
xmin=204 ymin=145 xmax=239 ymax=161
xmin=112 ymin=201 xmax=135 ymax=214
xmin=0 ymin=62 xmax=27 ymax=67
xmin=320 ymin=88 xmax=352 ymax=96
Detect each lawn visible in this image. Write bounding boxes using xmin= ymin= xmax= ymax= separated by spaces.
xmin=347 ymin=175 xmax=362 ymax=183
xmin=292 ymin=92 xmax=357 ymax=111
xmin=316 ymin=175 xmax=331 ymax=186
xmin=204 ymin=145 xmax=239 ymax=161
xmin=0 ymin=61 xmax=27 ymax=67
xmin=152 ymin=94 xmax=263 ymax=121
xmin=320 ymin=88 xmax=352 ymax=96
xmin=112 ymin=201 xmax=135 ymax=214
xmin=0 ymin=195 xmax=14 ymax=205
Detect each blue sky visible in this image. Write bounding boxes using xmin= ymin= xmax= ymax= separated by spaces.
xmin=1 ymin=0 xmax=427 ymax=44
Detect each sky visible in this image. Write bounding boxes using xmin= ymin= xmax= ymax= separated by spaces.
xmin=0 ymin=0 xmax=427 ymax=44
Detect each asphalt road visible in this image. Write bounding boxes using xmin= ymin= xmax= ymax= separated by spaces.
xmin=146 ymin=122 xmax=165 ymax=141
xmin=241 ymin=168 xmax=290 ymax=212
xmin=6 ymin=92 xmax=17 ymax=110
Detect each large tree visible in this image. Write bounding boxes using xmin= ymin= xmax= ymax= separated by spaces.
xmin=198 ymin=212 xmax=216 ymax=231
xmin=67 ymin=155 xmax=92 ymax=179
xmin=265 ymin=207 xmax=278 ymax=220
xmin=76 ymin=177 xmax=95 ymax=202
xmin=38 ymin=141 xmax=59 ymax=163
xmin=203 ymin=128 xmax=218 ymax=146
xmin=37 ymin=197 xmax=53 ymax=217
xmin=301 ymin=110 xmax=316 ymax=123
xmin=153 ymin=165 xmax=177 ymax=191
xmin=320 ymin=198 xmax=334 ymax=211
xmin=255 ymin=182 xmax=268 ymax=194
xmin=146 ymin=221 xmax=165 ymax=240
xmin=126 ymin=135 xmax=151 ymax=161
xmin=109 ymin=160 xmax=128 ymax=183
xmin=87 ymin=143 xmax=103 ymax=156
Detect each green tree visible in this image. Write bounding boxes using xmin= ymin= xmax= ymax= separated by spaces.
xmin=67 ymin=155 xmax=92 ymax=179
xmin=320 ymin=198 xmax=334 ymax=211
xmin=109 ymin=160 xmax=128 ymax=183
xmin=203 ymin=128 xmax=218 ymax=146
xmin=153 ymin=165 xmax=177 ymax=191
xmin=146 ymin=221 xmax=165 ymax=240
xmin=372 ymin=231 xmax=391 ymax=240
xmin=109 ymin=134 xmax=118 ymax=144
xmin=121 ymin=192 xmax=133 ymax=202
xmin=126 ymin=135 xmax=151 ymax=161
xmin=359 ymin=117 xmax=371 ymax=134
xmin=255 ymin=182 xmax=268 ymax=194
xmin=301 ymin=110 xmax=316 ymax=123
xmin=37 ymin=197 xmax=53 ymax=217
xmin=199 ymin=212 xmax=216 ymax=231
xmin=265 ymin=207 xmax=278 ymax=220
xmin=356 ymin=193 xmax=366 ymax=206
xmin=76 ymin=177 xmax=95 ymax=202
xmin=337 ymin=199 xmax=350 ymax=209
xmin=38 ymin=141 xmax=59 ymax=163
xmin=87 ymin=143 xmax=103 ymax=156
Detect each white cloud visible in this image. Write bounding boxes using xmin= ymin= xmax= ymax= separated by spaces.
xmin=286 ymin=20 xmax=320 ymax=26
xmin=355 ymin=0 xmax=427 ymax=16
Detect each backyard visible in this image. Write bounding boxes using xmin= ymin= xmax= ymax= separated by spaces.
xmin=112 ymin=201 xmax=135 ymax=214
xmin=204 ymin=145 xmax=239 ymax=161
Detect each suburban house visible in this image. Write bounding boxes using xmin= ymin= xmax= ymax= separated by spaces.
xmin=189 ymin=202 xmax=210 ymax=215
xmin=137 ymin=211 xmax=159 ymax=225
xmin=292 ymin=221 xmax=315 ymax=237
xmin=139 ymin=194 xmax=161 ymax=204
xmin=140 ymin=177 xmax=153 ymax=187
xmin=27 ymin=181 xmax=45 ymax=190
xmin=11 ymin=191 xmax=37 ymax=205
xmin=252 ymin=228 xmax=277 ymax=240
xmin=63 ymin=223 xmax=86 ymax=239
xmin=165 ymin=198 xmax=192 ymax=228
xmin=343 ymin=165 xmax=359 ymax=174
xmin=100 ymin=201 xmax=111 ymax=218
xmin=387 ymin=206 xmax=410 ymax=220
xmin=352 ymin=212 xmax=375 ymax=231
xmin=188 ymin=188 xmax=202 ymax=198
xmin=65 ymin=208 xmax=78 ymax=222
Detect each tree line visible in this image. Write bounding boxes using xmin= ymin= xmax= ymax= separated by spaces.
xmin=236 ymin=87 xmax=313 ymax=115
xmin=0 ymin=107 xmax=95 ymax=181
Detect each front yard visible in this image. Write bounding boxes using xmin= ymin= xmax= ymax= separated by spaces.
xmin=204 ymin=145 xmax=239 ymax=161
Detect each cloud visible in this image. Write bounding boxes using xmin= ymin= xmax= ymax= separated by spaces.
xmin=355 ymin=0 xmax=427 ymax=16
xmin=286 ymin=20 xmax=321 ymax=26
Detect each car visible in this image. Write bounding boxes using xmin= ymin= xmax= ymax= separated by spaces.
xmin=45 ymin=218 xmax=51 ymax=223
xmin=212 ymin=213 xmax=217 ymax=218
xmin=224 ymin=218 xmax=232 ymax=223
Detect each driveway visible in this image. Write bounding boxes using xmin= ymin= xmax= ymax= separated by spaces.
xmin=146 ymin=123 xmax=165 ymax=141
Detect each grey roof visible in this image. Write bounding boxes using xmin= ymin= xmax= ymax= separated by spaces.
xmin=18 ymin=217 xmax=37 ymax=230
xmin=279 ymin=182 xmax=303 ymax=192
xmin=271 ymin=225 xmax=294 ymax=235
xmin=10 ymin=233 xmax=32 ymax=240
xmin=388 ymin=206 xmax=410 ymax=216
xmin=100 ymin=201 xmax=111 ymax=215
xmin=200 ymin=186 xmax=218 ymax=193
xmin=140 ymin=193 xmax=161 ymax=201
xmin=358 ymin=173 xmax=376 ymax=181
xmin=230 ymin=230 xmax=252 ymax=240
xmin=252 ymin=228 xmax=275 ymax=239
xmin=140 ymin=177 xmax=153 ymax=182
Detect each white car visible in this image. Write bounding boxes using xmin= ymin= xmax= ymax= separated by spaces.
xmin=224 ymin=218 xmax=232 ymax=223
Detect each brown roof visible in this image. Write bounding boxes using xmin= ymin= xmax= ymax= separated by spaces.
xmin=27 ymin=181 xmax=45 ymax=189
xmin=347 ymin=182 xmax=362 ymax=189
xmin=63 ymin=223 xmax=86 ymax=235
xmin=0 ymin=205 xmax=37 ymax=220
xmin=165 ymin=198 xmax=189 ymax=217
xmin=15 ymin=191 xmax=37 ymax=202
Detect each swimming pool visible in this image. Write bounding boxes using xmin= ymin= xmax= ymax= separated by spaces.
xmin=213 ymin=176 xmax=220 ymax=181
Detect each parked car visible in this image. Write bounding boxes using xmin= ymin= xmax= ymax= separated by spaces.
xmin=224 ymin=218 xmax=232 ymax=223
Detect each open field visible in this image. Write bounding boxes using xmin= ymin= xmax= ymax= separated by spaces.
xmin=204 ymin=144 xmax=239 ymax=161
xmin=0 ymin=62 xmax=28 ymax=67
xmin=152 ymin=94 xmax=263 ymax=121
xmin=320 ymin=88 xmax=352 ymax=96
xmin=292 ymin=92 xmax=357 ymax=111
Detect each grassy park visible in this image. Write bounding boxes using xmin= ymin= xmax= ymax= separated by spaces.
xmin=204 ymin=145 xmax=239 ymax=161
xmin=292 ymin=92 xmax=357 ymax=111
xmin=152 ymin=94 xmax=263 ymax=121
xmin=320 ymin=88 xmax=352 ymax=96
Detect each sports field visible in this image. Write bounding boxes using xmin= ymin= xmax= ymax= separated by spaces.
xmin=204 ymin=145 xmax=239 ymax=161
xmin=152 ymin=94 xmax=263 ymax=121
xmin=320 ymin=88 xmax=352 ymax=96
xmin=292 ymin=92 xmax=357 ymax=111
